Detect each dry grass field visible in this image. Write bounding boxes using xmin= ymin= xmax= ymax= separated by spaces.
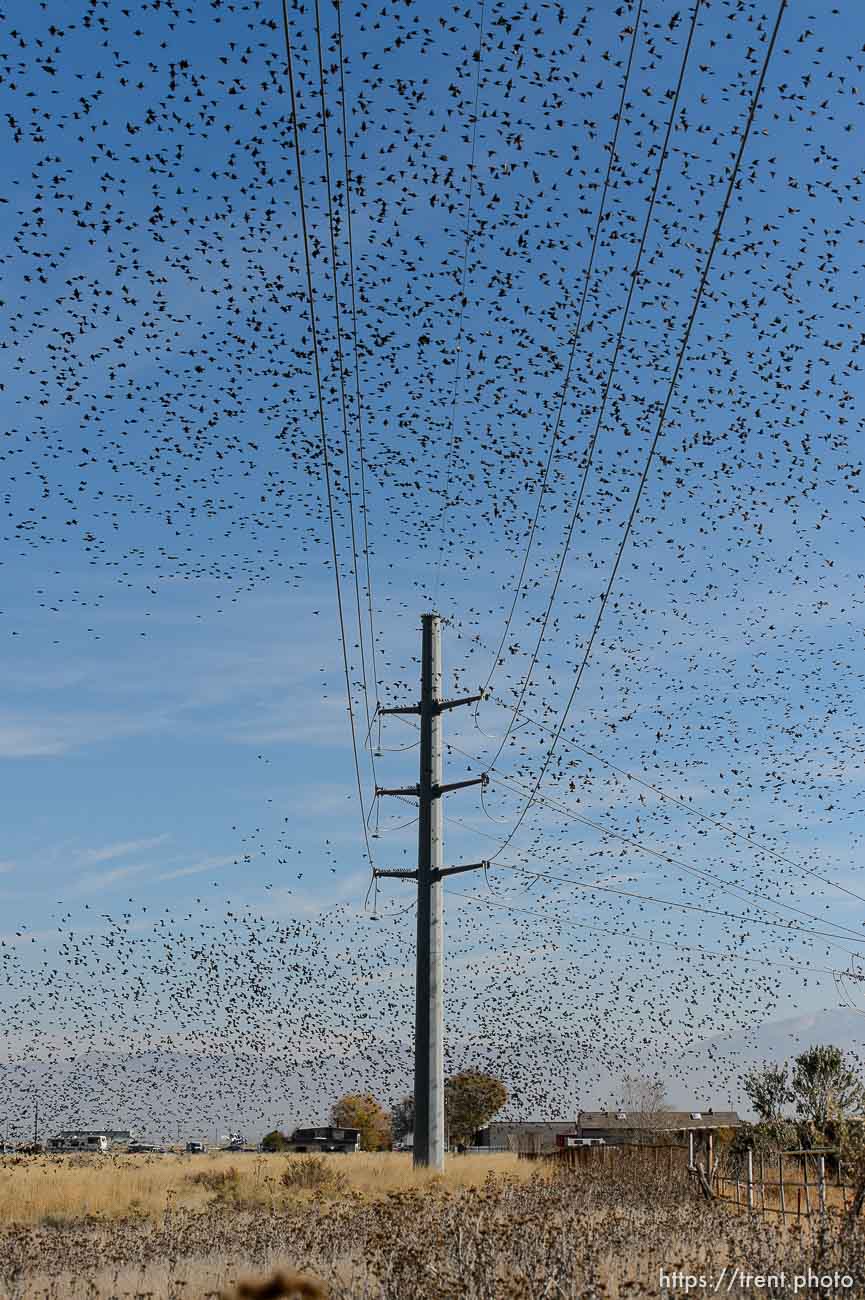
xmin=0 ymin=1151 xmax=531 ymax=1225
xmin=1 ymin=1150 xmax=865 ymax=1298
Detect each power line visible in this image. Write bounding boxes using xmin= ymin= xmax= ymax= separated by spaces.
xmin=483 ymin=0 xmax=703 ymax=772
xmin=393 ymin=712 xmax=865 ymax=945
xmin=335 ymin=0 xmax=382 ymax=725
xmin=448 ymin=789 xmax=865 ymax=949
xmin=479 ymin=0 xmax=645 ymax=706
xmin=312 ymin=0 xmax=377 ymax=794
xmin=481 ymin=762 xmax=865 ymax=942
xmin=279 ymin=0 xmax=376 ymax=878
xmin=491 ymin=694 xmax=865 ymax=909
xmin=490 ymin=0 xmax=787 ymax=859
xmin=492 ymin=861 xmax=864 ymax=953
xmin=445 ymin=888 xmax=838 ymax=980
xmin=432 ymin=0 xmax=488 ymax=605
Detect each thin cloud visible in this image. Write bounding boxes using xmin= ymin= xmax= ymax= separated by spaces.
xmin=73 ymin=863 xmax=154 ymax=894
xmin=79 ymin=834 xmax=170 ymax=865
xmin=0 ymin=710 xmax=171 ymax=759
xmin=153 ymin=855 xmax=240 ymax=882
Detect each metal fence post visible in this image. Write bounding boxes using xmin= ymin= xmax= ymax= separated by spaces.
xmin=747 ymin=1148 xmax=754 ymax=1212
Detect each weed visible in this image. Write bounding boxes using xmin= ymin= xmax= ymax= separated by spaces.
xmin=279 ymin=1157 xmax=347 ymax=1196
xmin=39 ymin=1212 xmax=74 ymax=1229
xmin=186 ymin=1167 xmax=240 ymax=1193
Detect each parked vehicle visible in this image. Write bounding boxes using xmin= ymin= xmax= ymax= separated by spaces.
xmin=185 ymin=1141 xmax=208 ymax=1153
xmin=47 ymin=1132 xmax=109 ymax=1154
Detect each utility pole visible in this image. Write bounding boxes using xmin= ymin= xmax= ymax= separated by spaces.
xmin=377 ymin=612 xmax=488 ymax=1170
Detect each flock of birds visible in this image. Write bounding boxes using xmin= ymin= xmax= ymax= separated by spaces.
xmin=3 ymin=0 xmax=865 ymax=1135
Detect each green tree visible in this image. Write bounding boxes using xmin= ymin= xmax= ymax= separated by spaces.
xmin=790 ymin=1045 xmax=865 ymax=1128
xmin=261 ymin=1129 xmax=290 ymax=1152
xmin=445 ymin=1070 xmax=508 ymax=1147
xmin=391 ymin=1095 xmax=414 ymax=1144
xmin=742 ymin=1062 xmax=793 ymax=1122
xmin=331 ymin=1092 xmax=392 ymax=1151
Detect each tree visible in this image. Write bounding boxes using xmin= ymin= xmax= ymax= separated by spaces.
xmin=620 ymin=1074 xmax=670 ymax=1125
xmin=261 ymin=1129 xmax=290 ymax=1152
xmin=391 ymin=1095 xmax=414 ymax=1144
xmin=742 ymin=1063 xmax=793 ymax=1122
xmin=790 ymin=1045 xmax=865 ymax=1129
xmin=331 ymin=1093 xmax=391 ymax=1151
xmin=444 ymin=1070 xmax=508 ymax=1147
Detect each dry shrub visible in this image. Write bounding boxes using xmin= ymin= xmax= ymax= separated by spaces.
xmin=6 ymin=1164 xmax=865 ymax=1298
xmin=279 ymin=1156 xmax=347 ymax=1196
xmin=187 ymin=1166 xmax=239 ymax=1193
xmin=222 ymin=1271 xmax=328 ymax=1299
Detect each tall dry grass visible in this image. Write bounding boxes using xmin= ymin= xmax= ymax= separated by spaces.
xmin=0 ymin=1151 xmax=533 ymax=1225
xmin=3 ymin=1157 xmax=865 ymax=1299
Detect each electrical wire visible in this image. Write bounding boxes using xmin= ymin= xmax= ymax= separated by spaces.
xmin=335 ymin=0 xmax=382 ymax=721
xmin=477 ymin=0 xmax=645 ymax=711
xmin=312 ymin=0 xmax=378 ymax=797
xmin=483 ymin=0 xmax=703 ymax=772
xmin=492 ymin=694 xmax=865 ymax=909
xmin=389 ymin=711 xmax=865 ymax=945
xmin=479 ymin=759 xmax=865 ymax=944
xmin=445 ymin=888 xmax=839 ymax=980
xmin=431 ymin=0 xmax=488 ymax=606
xmin=492 ymin=861 xmax=864 ymax=954
xmin=490 ymin=0 xmax=787 ymax=860
xmin=279 ymin=0 xmax=376 ymax=882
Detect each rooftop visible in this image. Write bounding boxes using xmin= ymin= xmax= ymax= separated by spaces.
xmin=578 ymin=1111 xmax=740 ymax=1130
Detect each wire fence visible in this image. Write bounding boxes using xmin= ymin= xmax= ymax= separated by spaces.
xmin=517 ymin=1136 xmax=864 ymax=1223
xmin=705 ymin=1149 xmax=856 ymax=1221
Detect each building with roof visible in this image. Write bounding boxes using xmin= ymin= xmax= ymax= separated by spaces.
xmin=472 ymin=1121 xmax=582 ymax=1152
xmin=287 ymin=1126 xmax=361 ymax=1154
xmin=576 ymin=1109 xmax=741 ymax=1142
xmin=473 ymin=1110 xmax=741 ymax=1153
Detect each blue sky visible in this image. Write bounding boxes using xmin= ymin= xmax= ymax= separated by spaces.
xmin=2 ymin=0 xmax=865 ymax=1129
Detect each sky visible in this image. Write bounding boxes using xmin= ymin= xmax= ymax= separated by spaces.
xmin=2 ymin=0 xmax=865 ymax=1133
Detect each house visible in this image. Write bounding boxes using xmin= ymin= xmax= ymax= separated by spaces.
xmin=287 ymin=1126 xmax=361 ymax=1154
xmin=473 ymin=1111 xmax=741 ymax=1155
xmin=46 ymin=1129 xmax=133 ymax=1153
xmin=473 ymin=1121 xmax=580 ymax=1153
xmin=575 ymin=1110 xmax=741 ymax=1144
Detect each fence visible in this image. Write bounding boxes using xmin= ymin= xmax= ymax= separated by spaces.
xmin=519 ymin=1141 xmax=692 ymax=1179
xmin=701 ymin=1147 xmax=862 ymax=1220
xmin=519 ymin=1135 xmax=864 ymax=1222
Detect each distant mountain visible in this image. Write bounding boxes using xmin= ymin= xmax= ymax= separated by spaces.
xmin=667 ymin=1006 xmax=865 ymax=1114
xmin=0 ymin=1042 xmax=413 ymax=1143
xmin=5 ymin=1008 xmax=865 ymax=1139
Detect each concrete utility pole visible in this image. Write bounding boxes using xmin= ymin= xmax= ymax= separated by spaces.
xmin=377 ymin=612 xmax=488 ymax=1170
